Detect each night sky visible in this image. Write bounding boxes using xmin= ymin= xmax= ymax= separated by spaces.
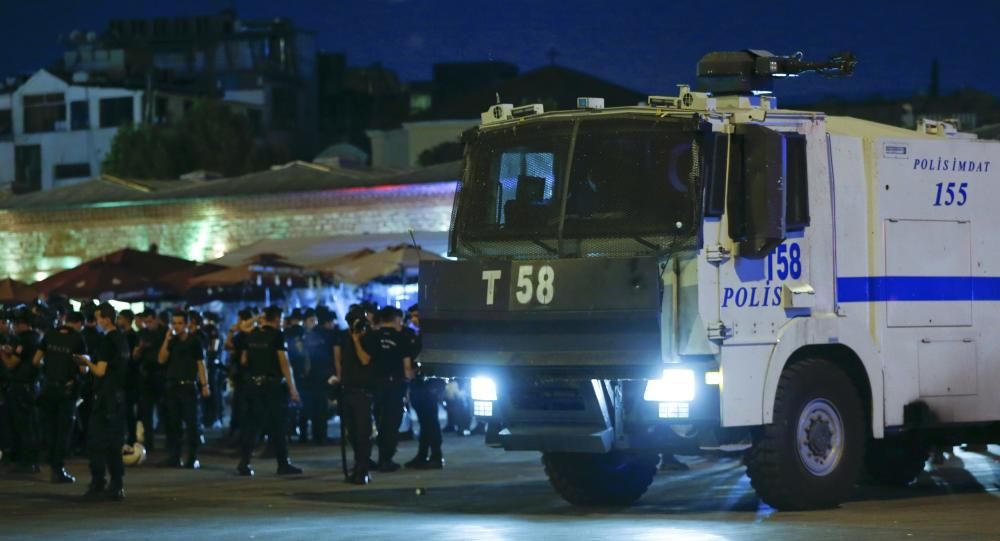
xmin=4 ymin=0 xmax=1000 ymax=102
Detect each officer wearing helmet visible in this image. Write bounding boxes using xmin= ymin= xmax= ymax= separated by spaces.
xmin=237 ymin=306 xmax=303 ymax=477
xmin=74 ymin=303 xmax=129 ymax=501
xmin=284 ymin=308 xmax=308 ymax=443
xmin=0 ymin=307 xmax=41 ymax=474
xmin=158 ymin=311 xmax=209 ymax=469
xmin=0 ymin=309 xmax=13 ymax=465
xmin=34 ymin=310 xmax=89 ymax=483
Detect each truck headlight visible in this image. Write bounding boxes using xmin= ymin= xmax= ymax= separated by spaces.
xmin=643 ymin=369 xmax=696 ymax=402
xmin=471 ymin=377 xmax=498 ymax=401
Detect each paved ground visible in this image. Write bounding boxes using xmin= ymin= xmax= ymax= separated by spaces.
xmin=2 ymin=433 xmax=1000 ymax=541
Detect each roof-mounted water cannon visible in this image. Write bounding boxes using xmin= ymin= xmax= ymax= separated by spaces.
xmin=696 ymin=49 xmax=857 ymax=96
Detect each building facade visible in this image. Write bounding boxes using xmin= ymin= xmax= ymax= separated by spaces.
xmin=0 ymin=69 xmax=142 ymax=193
xmin=0 ymin=162 xmax=459 ymax=282
xmin=366 ymin=119 xmax=477 ymax=168
xmin=61 ymin=10 xmax=318 ymax=156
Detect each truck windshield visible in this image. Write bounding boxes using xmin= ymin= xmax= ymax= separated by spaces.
xmin=456 ymin=115 xmax=699 ymax=248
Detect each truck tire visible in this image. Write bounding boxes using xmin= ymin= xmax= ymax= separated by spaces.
xmin=864 ymin=437 xmax=928 ymax=486
xmin=542 ymin=451 xmax=659 ymax=506
xmin=746 ymin=357 xmax=865 ymax=510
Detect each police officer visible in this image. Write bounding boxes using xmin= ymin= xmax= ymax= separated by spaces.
xmin=158 ymin=312 xmax=209 ymax=469
xmin=225 ymin=308 xmax=256 ymax=442
xmin=1 ymin=308 xmax=41 ymax=474
xmin=75 ymin=303 xmax=129 ymax=501
xmin=404 ymin=305 xmax=445 ymax=469
xmin=369 ymin=307 xmax=414 ymax=473
xmin=284 ymin=309 xmax=308 ymax=443
xmin=201 ymin=312 xmax=224 ymax=429
xmin=237 ymin=306 xmax=303 ymax=476
xmin=0 ymin=310 xmax=12 ymax=465
xmin=133 ymin=310 xmax=167 ymax=451
xmin=74 ymin=306 xmax=102 ymax=453
xmin=116 ymin=310 xmax=140 ymax=447
xmin=34 ymin=311 xmax=88 ymax=483
xmin=303 ymin=309 xmax=337 ymax=444
xmin=335 ymin=307 xmax=375 ymax=484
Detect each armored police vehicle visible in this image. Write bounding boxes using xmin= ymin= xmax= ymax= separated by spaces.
xmin=418 ymin=50 xmax=1000 ymax=510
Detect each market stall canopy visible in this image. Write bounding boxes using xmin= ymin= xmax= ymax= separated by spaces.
xmin=331 ymin=245 xmax=446 ymax=285
xmin=160 ymin=262 xmax=228 ymax=293
xmin=213 ymin=231 xmax=448 ymax=268
xmin=35 ymin=247 xmax=210 ymax=301
xmin=307 ymin=248 xmax=375 ymax=272
xmin=0 ymin=278 xmax=39 ymax=305
xmin=188 ymin=253 xmax=312 ymax=288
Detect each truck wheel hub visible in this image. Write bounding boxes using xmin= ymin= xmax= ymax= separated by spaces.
xmin=796 ymin=398 xmax=844 ymax=477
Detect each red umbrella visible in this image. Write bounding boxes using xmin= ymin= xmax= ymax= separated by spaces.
xmin=36 ymin=247 xmax=219 ymax=301
xmin=0 ymin=278 xmax=39 ymax=305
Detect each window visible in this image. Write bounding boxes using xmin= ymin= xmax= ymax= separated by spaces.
xmin=726 ymin=130 xmax=809 ymax=241
xmin=54 ymin=162 xmax=91 ymax=179
xmin=14 ymin=145 xmax=42 ymax=193
xmin=702 ymin=133 xmax=728 ymax=218
xmin=154 ymin=97 xmax=170 ymax=124
xmin=459 ymin=120 xmax=573 ymax=238
xmin=726 ymin=135 xmax=746 ymax=241
xmin=70 ymin=100 xmax=89 ymax=130
xmin=0 ymin=109 xmax=11 ymax=137
xmin=784 ymin=133 xmax=810 ymax=231
xmin=23 ymin=93 xmax=66 ymax=133
xmin=562 ymin=118 xmax=696 ymax=237
xmin=458 ymin=116 xmax=699 ymax=242
xmin=99 ymin=96 xmax=134 ymax=128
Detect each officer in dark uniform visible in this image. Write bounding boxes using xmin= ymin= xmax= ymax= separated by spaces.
xmin=335 ymin=307 xmax=375 ymax=484
xmin=35 ymin=311 xmax=88 ymax=483
xmin=158 ymin=312 xmax=209 ymax=469
xmin=284 ymin=309 xmax=308 ymax=443
xmin=369 ymin=307 xmax=414 ymax=473
xmin=76 ymin=303 xmax=129 ymax=501
xmin=303 ymin=310 xmax=337 ymax=444
xmin=403 ymin=305 xmax=445 ymax=469
xmin=303 ymin=308 xmax=319 ymax=333
xmin=116 ymin=310 xmax=140 ymax=447
xmin=225 ymin=308 xmax=256 ymax=442
xmin=0 ymin=309 xmax=13 ymax=465
xmin=237 ymin=306 xmax=303 ymax=476
xmin=75 ymin=307 xmax=102 ymax=453
xmin=1 ymin=308 xmax=41 ymax=473
xmin=134 ymin=310 xmax=167 ymax=452
xmin=201 ymin=312 xmax=224 ymax=429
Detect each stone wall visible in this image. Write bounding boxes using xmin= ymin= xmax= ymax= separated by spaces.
xmin=0 ymin=182 xmax=457 ymax=282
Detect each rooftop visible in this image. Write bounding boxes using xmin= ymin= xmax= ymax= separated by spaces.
xmin=0 ymin=160 xmax=462 ymax=211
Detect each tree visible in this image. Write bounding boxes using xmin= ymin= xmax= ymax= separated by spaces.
xmin=101 ymin=123 xmax=192 ymax=179
xmin=418 ymin=140 xmax=464 ymax=167
xmin=103 ymin=99 xmax=279 ymax=180
xmin=179 ymin=100 xmax=260 ymax=177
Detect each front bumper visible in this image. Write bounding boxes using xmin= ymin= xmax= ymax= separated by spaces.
xmin=473 ymin=365 xmax=721 ymax=453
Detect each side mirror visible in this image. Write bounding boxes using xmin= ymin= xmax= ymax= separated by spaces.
xmin=734 ymin=124 xmax=786 ymax=258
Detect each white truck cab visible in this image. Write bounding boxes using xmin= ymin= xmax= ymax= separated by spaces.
xmin=419 ymin=50 xmax=1000 ymax=510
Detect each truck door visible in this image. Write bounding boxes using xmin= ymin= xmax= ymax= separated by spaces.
xmin=718 ymin=126 xmax=816 ymax=344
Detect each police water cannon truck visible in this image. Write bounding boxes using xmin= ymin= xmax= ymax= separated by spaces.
xmin=418 ymin=49 xmax=999 ymax=510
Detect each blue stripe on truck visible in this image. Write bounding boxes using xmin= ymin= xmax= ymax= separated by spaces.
xmin=836 ymin=276 xmax=1000 ymax=302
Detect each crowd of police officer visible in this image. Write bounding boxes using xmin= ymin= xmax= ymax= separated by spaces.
xmin=1 ymin=298 xmax=458 ymax=499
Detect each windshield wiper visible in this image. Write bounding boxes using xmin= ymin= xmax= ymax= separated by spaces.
xmin=632 ymin=236 xmax=661 ymax=251
xmin=531 ymin=238 xmax=558 ymax=254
